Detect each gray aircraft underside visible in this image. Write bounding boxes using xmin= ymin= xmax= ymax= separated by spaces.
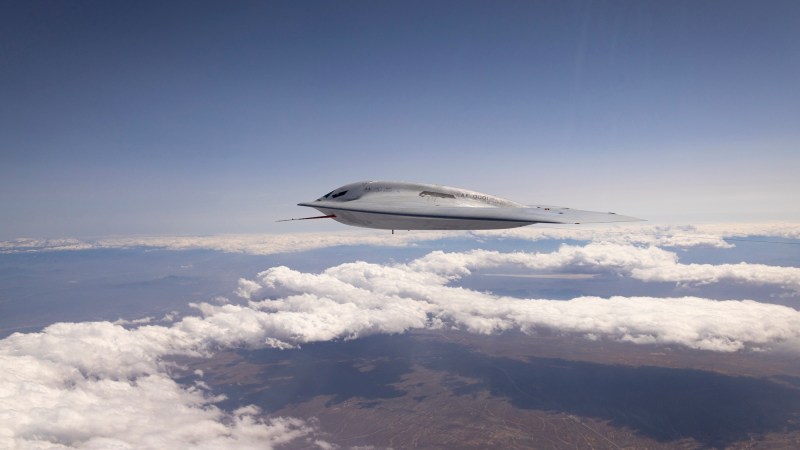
xmin=290 ymin=180 xmax=641 ymax=230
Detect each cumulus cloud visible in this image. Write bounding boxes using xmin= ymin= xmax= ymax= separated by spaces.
xmin=233 ymin=258 xmax=800 ymax=352
xmin=0 ymin=358 xmax=315 ymax=449
xmin=411 ymin=243 xmax=800 ymax=293
xmin=0 ymin=322 xmax=331 ymax=449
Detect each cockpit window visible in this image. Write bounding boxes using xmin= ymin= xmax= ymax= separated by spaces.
xmin=322 ymin=190 xmax=334 ymax=199
xmin=331 ymin=190 xmax=348 ymax=198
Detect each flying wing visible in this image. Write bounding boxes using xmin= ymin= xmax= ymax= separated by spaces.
xmin=299 ymin=201 xmax=639 ymax=225
xmin=287 ymin=180 xmax=642 ymax=231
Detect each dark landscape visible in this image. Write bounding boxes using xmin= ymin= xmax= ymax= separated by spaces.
xmin=176 ymin=330 xmax=800 ymax=449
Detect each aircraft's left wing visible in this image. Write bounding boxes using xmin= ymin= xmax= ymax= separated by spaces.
xmin=515 ymin=206 xmax=643 ymax=224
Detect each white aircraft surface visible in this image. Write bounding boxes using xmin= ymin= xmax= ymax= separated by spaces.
xmin=284 ymin=180 xmax=641 ymax=231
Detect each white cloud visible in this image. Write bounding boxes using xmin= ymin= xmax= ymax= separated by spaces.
xmin=692 ymin=222 xmax=800 ymax=239
xmin=631 ymin=261 xmax=800 ymax=291
xmin=476 ymin=222 xmax=800 ymax=248
xmin=0 ymin=322 xmax=330 ymax=449
xmin=0 ymin=237 xmax=95 ymax=253
xmin=0 ymin=231 xmax=455 ymax=255
xmin=411 ymin=243 xmax=800 ymax=293
xmin=231 ymin=259 xmax=800 ymax=352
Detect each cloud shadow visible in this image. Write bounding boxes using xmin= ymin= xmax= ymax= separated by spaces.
xmin=208 ymin=337 xmax=414 ymax=412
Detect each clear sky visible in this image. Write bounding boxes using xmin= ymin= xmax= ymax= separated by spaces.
xmin=2 ymin=0 xmax=799 ymax=238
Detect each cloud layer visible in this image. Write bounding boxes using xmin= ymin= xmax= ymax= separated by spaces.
xmin=413 ymin=243 xmax=800 ymax=293
xmin=233 ymin=254 xmax=800 ymax=352
xmin=3 ymin=236 xmax=800 ymax=448
xmin=2 ymin=222 xmax=798 ymax=255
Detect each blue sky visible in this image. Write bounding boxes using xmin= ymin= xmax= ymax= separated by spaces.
xmin=2 ymin=0 xmax=799 ymax=238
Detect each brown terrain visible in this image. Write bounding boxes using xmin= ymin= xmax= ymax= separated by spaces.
xmin=174 ymin=330 xmax=800 ymax=449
